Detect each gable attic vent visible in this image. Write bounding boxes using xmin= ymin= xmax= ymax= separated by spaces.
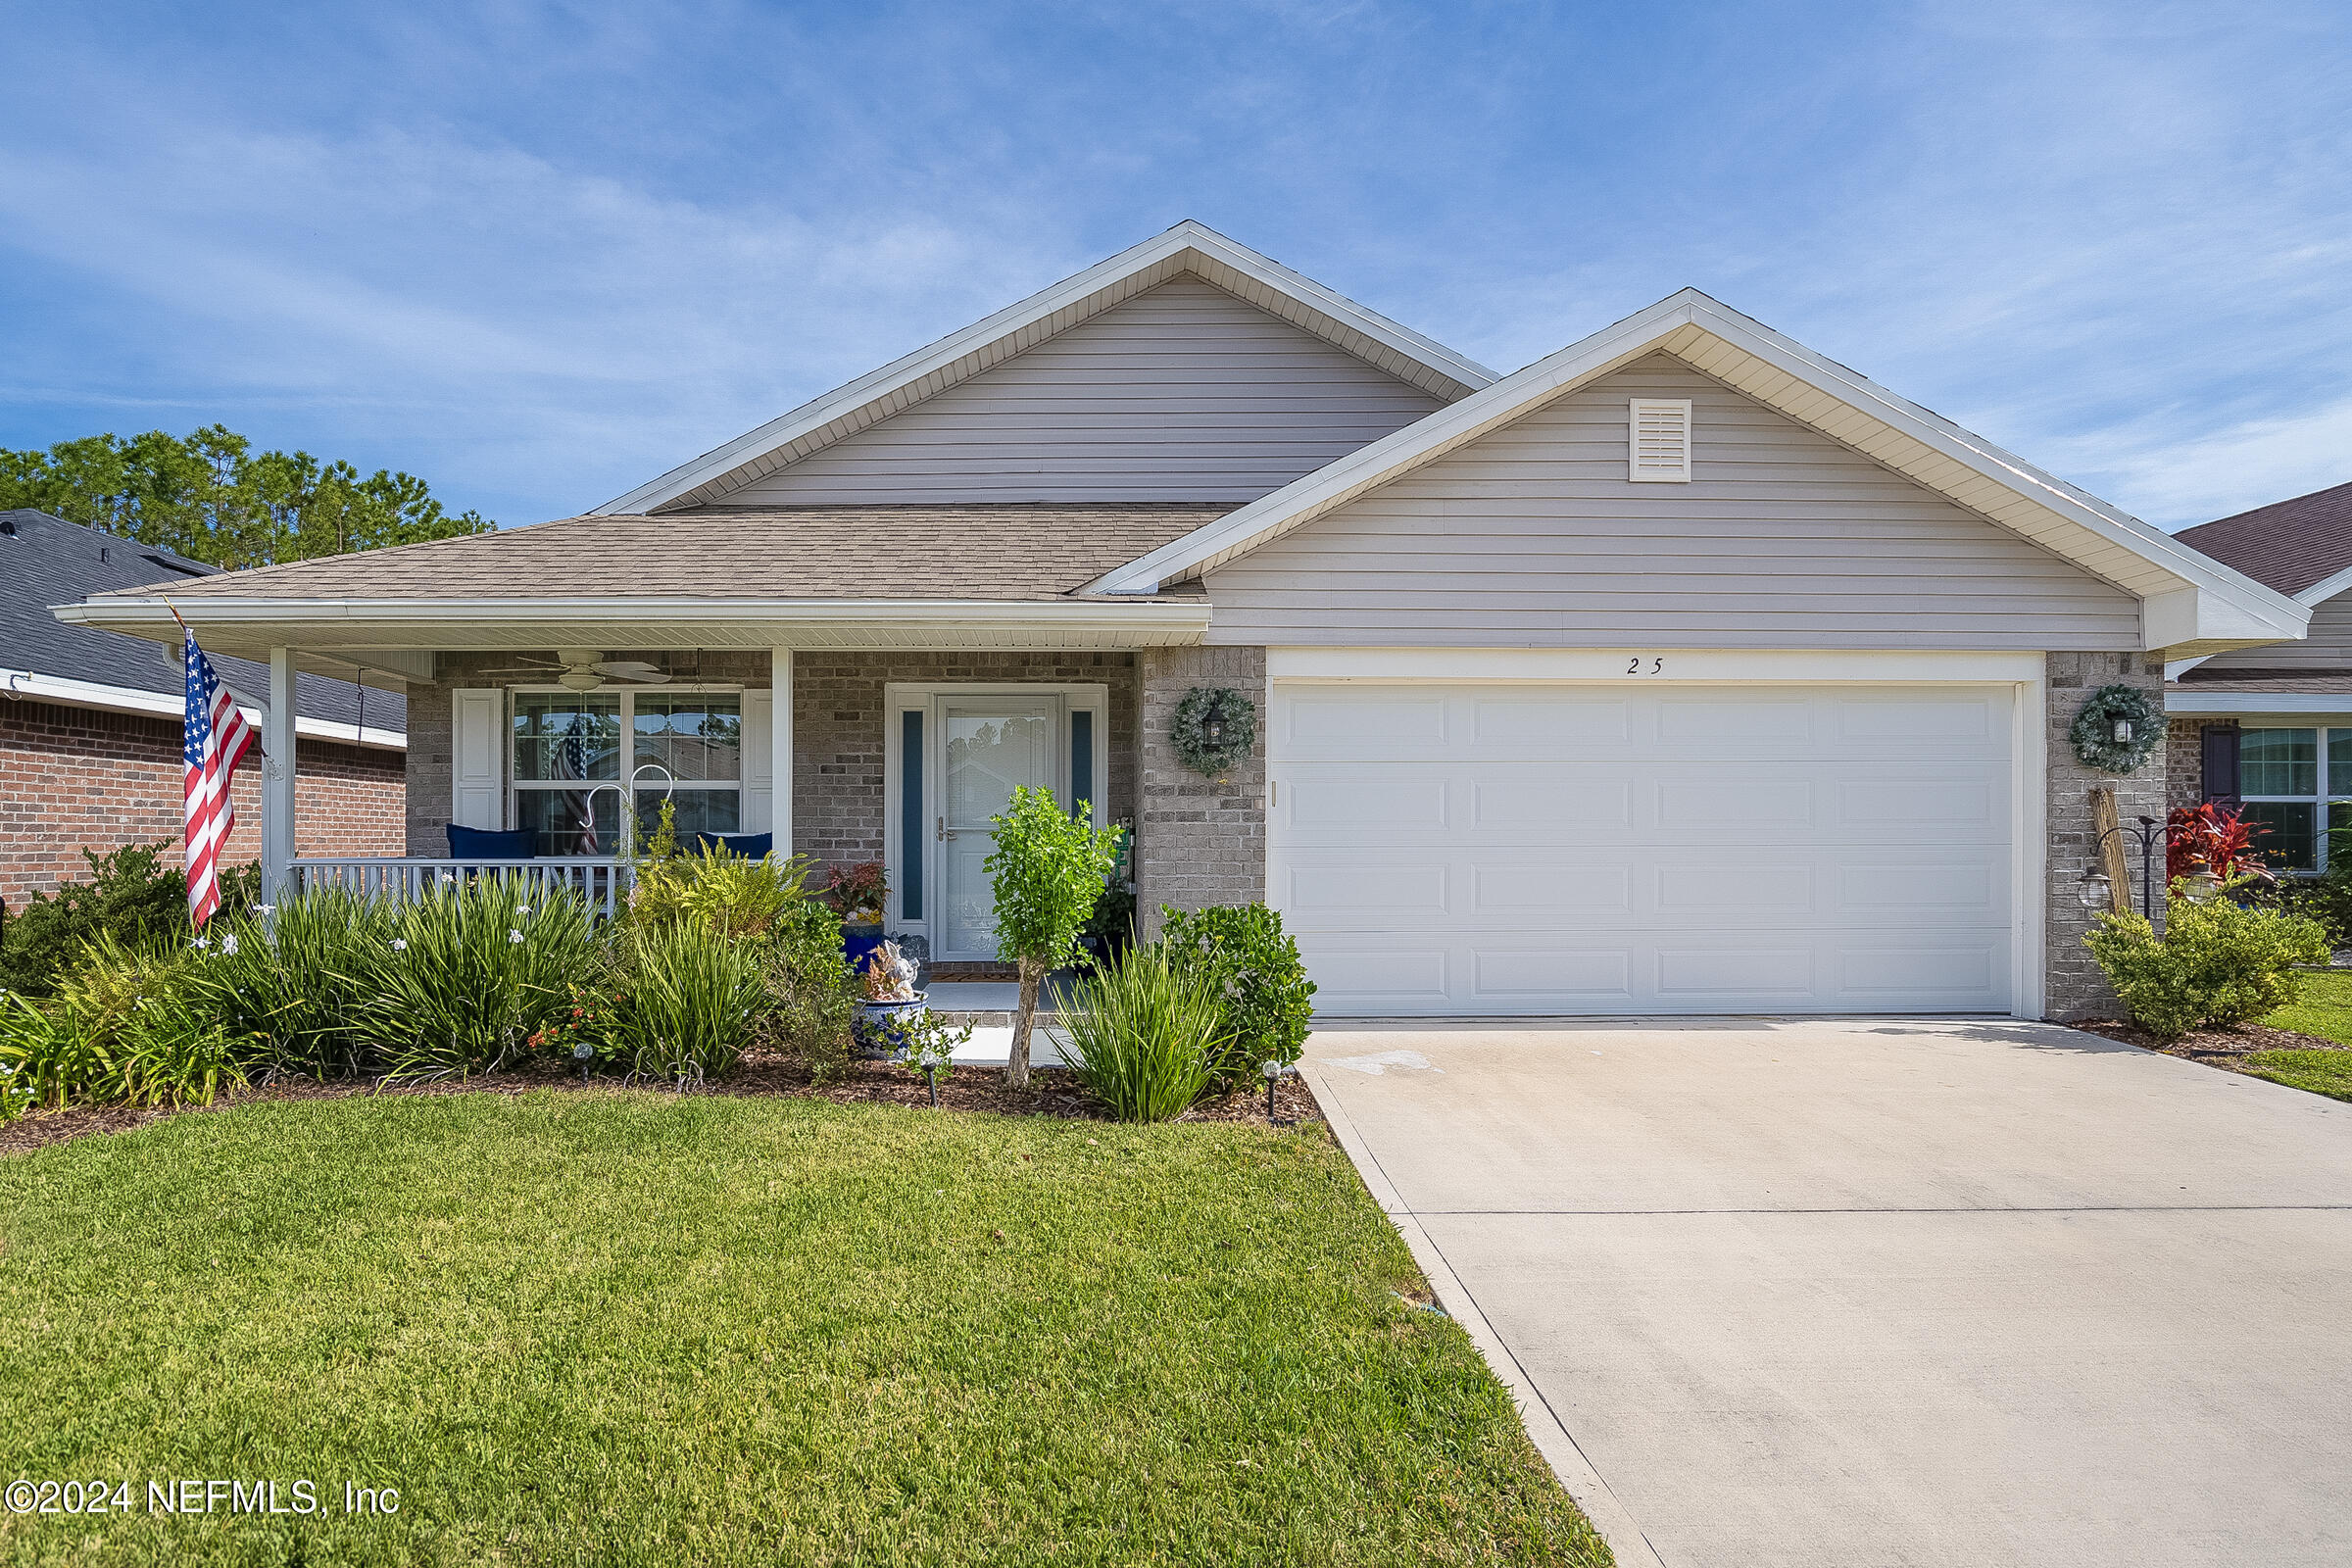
xmin=1628 ymin=398 xmax=1693 ymax=483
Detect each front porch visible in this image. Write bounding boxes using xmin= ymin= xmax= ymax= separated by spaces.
xmin=258 ymin=638 xmax=1264 ymax=959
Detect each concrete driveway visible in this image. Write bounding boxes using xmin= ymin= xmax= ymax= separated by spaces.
xmin=1302 ymin=1018 xmax=2352 ymax=1568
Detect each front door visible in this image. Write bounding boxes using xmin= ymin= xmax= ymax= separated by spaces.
xmin=936 ymin=696 xmax=1060 ymax=961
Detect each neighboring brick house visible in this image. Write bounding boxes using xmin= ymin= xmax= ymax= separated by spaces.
xmin=2166 ymin=479 xmax=2352 ymax=875
xmin=1 ymin=509 xmax=407 ymax=908
xmin=50 ymin=223 xmax=2315 ymax=1020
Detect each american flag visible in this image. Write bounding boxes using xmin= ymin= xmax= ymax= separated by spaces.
xmin=181 ymin=627 xmax=257 ymax=927
xmin=558 ymin=711 xmax=598 ymax=854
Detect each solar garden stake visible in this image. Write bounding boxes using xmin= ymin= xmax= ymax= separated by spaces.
xmin=1260 ymin=1059 xmax=1296 ymax=1125
xmin=926 ymin=1065 xmax=940 ymax=1108
xmin=573 ymin=1041 xmax=595 ymax=1082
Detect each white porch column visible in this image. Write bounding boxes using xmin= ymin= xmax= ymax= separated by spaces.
xmin=771 ymin=648 xmax=793 ymax=855
xmin=262 ymin=646 xmax=298 ymax=901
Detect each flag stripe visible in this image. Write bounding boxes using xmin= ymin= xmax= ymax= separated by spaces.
xmin=182 ymin=629 xmax=256 ymax=927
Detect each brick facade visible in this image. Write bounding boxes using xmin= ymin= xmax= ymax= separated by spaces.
xmin=2043 ymin=652 xmax=2169 ymax=1020
xmin=1134 ymin=644 xmax=1267 ymax=938
xmin=791 ymin=652 xmax=1139 ymax=874
xmin=0 ymin=698 xmax=406 ymax=907
xmin=2167 ymin=713 xmax=2232 ymax=809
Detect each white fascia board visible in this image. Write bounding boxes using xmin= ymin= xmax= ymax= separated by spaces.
xmin=1 ymin=666 xmax=406 ymax=750
xmin=1268 ymin=647 xmax=2043 ymax=684
xmin=2296 ymin=564 xmax=2352 ymax=607
xmin=1088 ymin=289 xmax=2312 ymax=654
xmin=57 ymin=594 xmax=1211 ymax=631
xmin=2164 ymin=691 xmax=2352 ymax=716
xmin=594 ymin=221 xmax=1495 ymax=516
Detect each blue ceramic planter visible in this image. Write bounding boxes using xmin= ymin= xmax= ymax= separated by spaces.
xmin=854 ymin=994 xmax=928 ymax=1059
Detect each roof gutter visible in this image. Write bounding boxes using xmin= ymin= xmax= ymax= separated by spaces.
xmin=1 ymin=666 xmax=407 ymax=750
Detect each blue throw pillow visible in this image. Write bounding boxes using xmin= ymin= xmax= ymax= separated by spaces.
xmin=687 ymin=831 xmax=773 ymax=858
xmin=446 ymin=824 xmax=537 ymax=859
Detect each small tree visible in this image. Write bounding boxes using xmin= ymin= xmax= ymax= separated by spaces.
xmin=984 ymin=786 xmax=1118 ymax=1089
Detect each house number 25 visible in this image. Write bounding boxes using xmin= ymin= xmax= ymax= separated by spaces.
xmin=1627 ymin=657 xmax=1664 ymax=674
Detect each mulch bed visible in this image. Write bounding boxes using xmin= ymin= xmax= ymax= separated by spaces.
xmin=0 ymin=1051 xmax=1327 ymax=1158
xmin=2070 ymin=1017 xmax=2351 ymax=1077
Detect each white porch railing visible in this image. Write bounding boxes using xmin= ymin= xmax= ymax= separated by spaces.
xmin=289 ymin=858 xmax=634 ymax=920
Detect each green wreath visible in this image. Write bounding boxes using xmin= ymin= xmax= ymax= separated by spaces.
xmin=2070 ymin=684 xmax=2167 ymax=774
xmin=1172 ymin=687 xmax=1257 ymax=777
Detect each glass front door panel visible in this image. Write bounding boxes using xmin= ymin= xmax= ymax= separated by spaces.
xmin=940 ymin=701 xmax=1056 ymax=958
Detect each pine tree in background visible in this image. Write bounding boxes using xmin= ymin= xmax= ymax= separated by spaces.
xmin=0 ymin=424 xmax=494 ymax=568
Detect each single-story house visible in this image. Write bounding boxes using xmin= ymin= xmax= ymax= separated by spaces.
xmin=50 ymin=222 xmax=2311 ymax=1019
xmin=2 ymin=508 xmax=407 ymax=907
xmin=2166 ymin=479 xmax=2352 ymax=870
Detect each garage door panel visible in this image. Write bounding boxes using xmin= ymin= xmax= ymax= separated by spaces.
xmin=1661 ymin=862 xmax=1815 ymax=915
xmin=1471 ymin=776 xmax=1631 ymax=830
xmin=1469 ymin=695 xmax=1631 ymax=751
xmin=1838 ymin=860 xmax=1996 ymax=912
xmin=1284 ymin=694 xmax=1448 ymax=756
xmin=1472 ymin=949 xmax=1633 ymax=1004
xmin=1655 ymin=696 xmax=1815 ymax=748
xmin=1273 ymin=681 xmax=2016 ymax=1016
xmin=1835 ymin=944 xmax=2000 ymax=998
xmin=1476 ymin=863 xmax=1631 ymax=914
xmin=1658 ymin=778 xmax=1817 ymax=830
xmin=1838 ymin=777 xmax=1998 ymax=828
xmin=1657 ymin=947 xmax=1819 ymax=998
xmin=1303 ymin=945 xmax=1451 ymax=1006
xmin=1834 ymin=694 xmax=1998 ymax=745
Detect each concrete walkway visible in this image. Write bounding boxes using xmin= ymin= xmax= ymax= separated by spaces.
xmin=1302 ymin=1018 xmax=2352 ymax=1568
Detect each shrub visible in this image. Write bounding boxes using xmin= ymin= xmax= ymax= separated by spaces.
xmin=366 ymin=877 xmax=597 ymax=1082
xmin=754 ymin=900 xmax=860 ymax=1083
xmin=1059 ymin=941 xmax=1231 ymax=1122
xmin=986 ymin=785 xmax=1119 ymax=1089
xmin=2084 ymin=883 xmax=2331 ymax=1041
xmin=1161 ymin=903 xmax=1317 ymax=1091
xmin=2167 ymin=803 xmax=2274 ymax=885
xmin=178 ymin=886 xmax=397 ymax=1079
xmin=607 ymin=919 xmax=764 ymax=1087
xmin=630 ymin=819 xmax=814 ymax=940
xmin=0 ymin=936 xmax=244 ymax=1110
xmin=0 ymin=844 xmax=258 ymax=998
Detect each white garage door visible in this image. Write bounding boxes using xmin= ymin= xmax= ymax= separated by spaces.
xmin=1271 ymin=683 xmax=2015 ymax=1016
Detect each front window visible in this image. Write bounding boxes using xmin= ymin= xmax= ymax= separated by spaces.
xmin=2238 ymin=726 xmax=2352 ymax=873
xmin=510 ymin=689 xmax=741 ymax=855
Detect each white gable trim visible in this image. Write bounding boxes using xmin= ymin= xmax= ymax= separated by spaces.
xmin=1086 ymin=289 xmax=2309 ymax=657
xmin=595 ymin=221 xmax=1496 ymax=516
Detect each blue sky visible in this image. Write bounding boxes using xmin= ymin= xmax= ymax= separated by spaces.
xmin=2 ymin=0 xmax=2346 ymax=531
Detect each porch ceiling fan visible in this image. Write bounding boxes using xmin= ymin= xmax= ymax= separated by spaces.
xmin=478 ymin=648 xmax=673 ymax=693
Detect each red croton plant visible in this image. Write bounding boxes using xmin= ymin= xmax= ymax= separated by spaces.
xmin=2166 ymin=803 xmax=2275 ymax=885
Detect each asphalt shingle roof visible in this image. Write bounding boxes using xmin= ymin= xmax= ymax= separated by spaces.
xmin=92 ymin=504 xmax=1237 ymax=604
xmin=3 ymin=509 xmax=405 ymax=734
xmin=2173 ymin=479 xmax=2352 ymax=597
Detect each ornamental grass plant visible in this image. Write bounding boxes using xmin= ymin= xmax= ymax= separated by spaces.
xmin=367 ymin=877 xmax=597 ymax=1081
xmin=178 ymin=885 xmax=395 ymax=1079
xmin=607 ymin=918 xmax=765 ymax=1087
xmin=1059 ymin=940 xmax=1231 ymax=1122
xmin=0 ymin=935 xmax=243 ymax=1110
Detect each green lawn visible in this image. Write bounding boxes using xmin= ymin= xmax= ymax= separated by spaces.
xmin=2239 ymin=1051 xmax=2352 ymax=1102
xmin=2268 ymin=968 xmax=2352 ymax=1048
xmin=0 ymin=1092 xmax=1604 ymax=1566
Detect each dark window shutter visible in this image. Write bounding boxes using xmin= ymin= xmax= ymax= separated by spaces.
xmin=2202 ymin=725 xmax=2240 ymax=805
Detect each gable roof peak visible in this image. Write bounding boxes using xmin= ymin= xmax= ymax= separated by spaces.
xmin=596 ymin=224 xmax=1495 ymax=516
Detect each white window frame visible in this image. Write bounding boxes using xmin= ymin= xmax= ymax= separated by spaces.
xmin=882 ymin=682 xmax=1108 ymax=949
xmin=506 ymin=684 xmax=748 ymax=849
xmin=2237 ymin=724 xmax=2352 ymax=874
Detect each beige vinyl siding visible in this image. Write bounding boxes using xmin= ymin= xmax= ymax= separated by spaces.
xmin=2195 ymin=591 xmax=2352 ymax=671
xmin=1204 ymin=355 xmax=2141 ymax=650
xmin=720 ymin=277 xmax=1446 ymax=506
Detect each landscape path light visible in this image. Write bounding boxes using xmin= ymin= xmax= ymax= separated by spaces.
xmin=1260 ymin=1058 xmax=1297 ymax=1125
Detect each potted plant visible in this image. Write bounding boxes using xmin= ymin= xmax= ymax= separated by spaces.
xmin=824 ymin=860 xmax=890 ymax=975
xmin=853 ymin=939 xmax=925 ymax=1059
